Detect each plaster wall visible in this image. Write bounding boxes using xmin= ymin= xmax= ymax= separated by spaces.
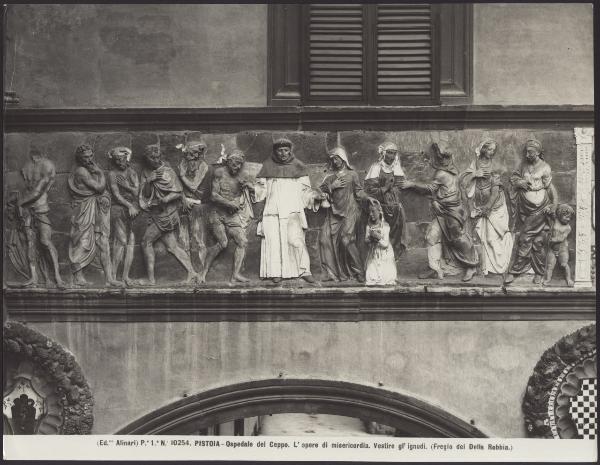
xmin=30 ymin=320 xmax=593 ymax=436
xmin=473 ymin=3 xmax=594 ymax=105
xmin=3 ymin=4 xmax=267 ymax=108
xmin=4 ymin=4 xmax=593 ymax=108
xmin=3 ymin=129 xmax=578 ymax=285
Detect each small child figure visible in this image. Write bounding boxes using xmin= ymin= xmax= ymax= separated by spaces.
xmin=543 ymin=203 xmax=575 ymax=287
xmin=365 ymin=199 xmax=397 ymax=286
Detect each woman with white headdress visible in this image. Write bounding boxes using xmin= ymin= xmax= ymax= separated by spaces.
xmin=459 ymin=140 xmax=513 ymax=275
xmin=364 ymin=142 xmax=408 ymax=260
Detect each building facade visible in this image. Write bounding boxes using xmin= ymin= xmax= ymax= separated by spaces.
xmin=2 ymin=3 xmax=596 ymax=442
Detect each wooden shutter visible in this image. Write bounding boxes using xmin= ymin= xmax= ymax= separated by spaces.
xmin=304 ymin=4 xmax=366 ymax=103
xmin=302 ymin=3 xmax=439 ymax=105
xmin=373 ymin=3 xmax=438 ymax=104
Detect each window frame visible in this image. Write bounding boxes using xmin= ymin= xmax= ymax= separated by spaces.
xmin=268 ymin=3 xmax=472 ymax=107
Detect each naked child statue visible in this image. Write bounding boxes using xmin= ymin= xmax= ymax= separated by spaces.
xmin=200 ymin=149 xmax=255 ymax=283
xmin=542 ymin=203 xmax=574 ymax=287
xmin=107 ymin=146 xmax=140 ymax=285
xmin=7 ymin=147 xmax=66 ymax=288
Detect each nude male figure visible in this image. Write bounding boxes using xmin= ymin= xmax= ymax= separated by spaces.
xmin=13 ymin=147 xmax=66 ymax=288
xmin=107 ymin=147 xmax=140 ymax=285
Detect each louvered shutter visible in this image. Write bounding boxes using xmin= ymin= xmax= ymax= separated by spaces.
xmin=374 ymin=3 xmax=437 ymax=103
xmin=305 ymin=4 xmax=366 ymax=103
xmin=302 ymin=4 xmax=439 ymax=105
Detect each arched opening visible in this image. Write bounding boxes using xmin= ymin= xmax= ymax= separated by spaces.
xmin=117 ymin=379 xmax=486 ymax=438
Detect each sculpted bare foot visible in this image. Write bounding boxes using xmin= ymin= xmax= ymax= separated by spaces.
xmin=321 ymin=275 xmax=339 ymax=282
xmin=419 ymin=269 xmax=443 ymax=280
xmin=566 ymin=278 xmax=574 ymax=287
xmin=107 ymin=279 xmax=125 ymax=288
xmin=54 ymin=278 xmax=67 ymax=290
xmin=231 ymin=273 xmax=250 ymax=283
xmin=462 ymin=267 xmax=476 ymax=282
xmin=542 ymin=277 xmax=552 ymax=286
xmin=137 ymin=278 xmax=156 ymax=287
xmin=19 ymin=277 xmax=40 ymax=288
xmin=73 ymin=276 xmax=89 ymax=287
xmin=183 ymin=273 xmax=200 ymax=285
xmin=301 ymin=275 xmax=316 ymax=284
xmin=503 ymin=273 xmax=515 ymax=285
xmin=533 ymin=274 xmax=543 ymax=285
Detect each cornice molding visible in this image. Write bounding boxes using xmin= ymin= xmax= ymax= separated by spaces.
xmin=3 ymin=286 xmax=596 ymax=322
xmin=4 ymin=105 xmax=594 ymax=132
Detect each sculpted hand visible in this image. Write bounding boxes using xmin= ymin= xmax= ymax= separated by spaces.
xmin=514 ymin=179 xmax=529 ymax=191
xmin=128 ymin=205 xmax=140 ymax=218
xmin=228 ymin=202 xmax=241 ymax=214
xmin=331 ymin=178 xmax=347 ymax=190
xmin=399 ymin=180 xmax=414 ymax=189
xmin=474 ymin=168 xmax=491 ymax=179
xmin=370 ymin=230 xmax=382 ymax=241
xmin=542 ymin=205 xmax=556 ymax=217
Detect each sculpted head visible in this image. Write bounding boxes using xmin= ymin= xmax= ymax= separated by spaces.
xmin=75 ymin=144 xmax=95 ymax=169
xmin=225 ymin=149 xmax=245 ymax=176
xmin=108 ymin=147 xmax=132 ymax=170
xmin=144 ymin=144 xmax=162 ymax=170
xmin=368 ymin=199 xmax=383 ymax=224
xmin=379 ymin=142 xmax=399 ymax=166
xmin=273 ymin=138 xmax=293 ymax=164
xmin=556 ymin=204 xmax=574 ymax=225
xmin=524 ymin=139 xmax=543 ymax=164
xmin=182 ymin=140 xmax=207 ymax=162
xmin=328 ymin=146 xmax=350 ymax=171
xmin=29 ymin=146 xmax=47 ymax=162
xmin=478 ymin=140 xmax=497 ymax=159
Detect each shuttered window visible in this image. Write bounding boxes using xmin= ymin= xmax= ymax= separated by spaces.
xmin=302 ymin=3 xmax=439 ymax=105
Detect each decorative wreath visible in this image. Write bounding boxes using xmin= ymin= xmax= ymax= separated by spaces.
xmin=3 ymin=321 xmax=94 ymax=434
xmin=522 ymin=324 xmax=596 ymax=438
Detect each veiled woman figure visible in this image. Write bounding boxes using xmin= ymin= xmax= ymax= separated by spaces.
xmin=459 ymin=140 xmax=513 ymax=275
xmin=364 ymin=142 xmax=408 ymax=260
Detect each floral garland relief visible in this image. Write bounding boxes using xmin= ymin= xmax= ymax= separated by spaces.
xmin=3 ymin=321 xmax=93 ymax=434
xmin=522 ymin=324 xmax=596 ymax=439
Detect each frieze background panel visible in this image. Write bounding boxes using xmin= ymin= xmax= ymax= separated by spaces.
xmin=3 ymin=128 xmax=581 ymax=288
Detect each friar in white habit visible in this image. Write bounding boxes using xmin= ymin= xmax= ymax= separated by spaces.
xmin=254 ymin=138 xmax=324 ymax=284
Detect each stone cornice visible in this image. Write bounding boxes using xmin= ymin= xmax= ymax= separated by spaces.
xmin=4 ymin=105 xmax=594 ymax=132
xmin=3 ymin=286 xmax=595 ymax=322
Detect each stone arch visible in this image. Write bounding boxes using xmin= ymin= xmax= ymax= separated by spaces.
xmin=117 ymin=378 xmax=486 ymax=437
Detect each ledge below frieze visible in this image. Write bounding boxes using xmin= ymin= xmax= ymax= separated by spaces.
xmin=3 ymin=285 xmax=595 ymax=322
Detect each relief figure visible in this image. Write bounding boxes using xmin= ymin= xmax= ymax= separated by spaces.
xmin=318 ymin=146 xmax=367 ymax=282
xmin=68 ymin=144 xmax=122 ymax=287
xmin=200 ymin=149 xmax=255 ymax=284
xmin=504 ymin=139 xmax=557 ymax=285
xmin=364 ymin=142 xmax=408 ymax=260
xmin=364 ymin=199 xmax=397 ymax=286
xmin=138 ymin=144 xmax=199 ymax=285
xmin=400 ymin=143 xmax=479 ymax=281
xmin=176 ymin=139 xmax=212 ymax=271
xmin=543 ymin=203 xmax=574 ymax=287
xmin=107 ymin=147 xmax=140 ymax=285
xmin=254 ymin=138 xmax=322 ymax=284
xmin=7 ymin=147 xmax=66 ymax=288
xmin=459 ymin=140 xmax=513 ymax=275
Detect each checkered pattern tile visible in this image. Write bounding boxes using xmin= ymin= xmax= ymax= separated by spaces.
xmin=569 ymin=378 xmax=597 ymax=439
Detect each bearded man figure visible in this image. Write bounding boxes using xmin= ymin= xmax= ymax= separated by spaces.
xmin=139 ymin=144 xmax=199 ymax=285
xmin=504 ymin=139 xmax=557 ymax=285
xmin=176 ymin=139 xmax=213 ymax=270
xmin=68 ymin=144 xmax=122 ymax=287
xmin=254 ymin=138 xmax=322 ymax=284
xmin=400 ymin=143 xmax=479 ymax=282
xmin=200 ymin=149 xmax=255 ymax=283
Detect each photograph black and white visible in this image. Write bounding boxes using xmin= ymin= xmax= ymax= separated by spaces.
xmin=2 ymin=2 xmax=596 ymax=460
